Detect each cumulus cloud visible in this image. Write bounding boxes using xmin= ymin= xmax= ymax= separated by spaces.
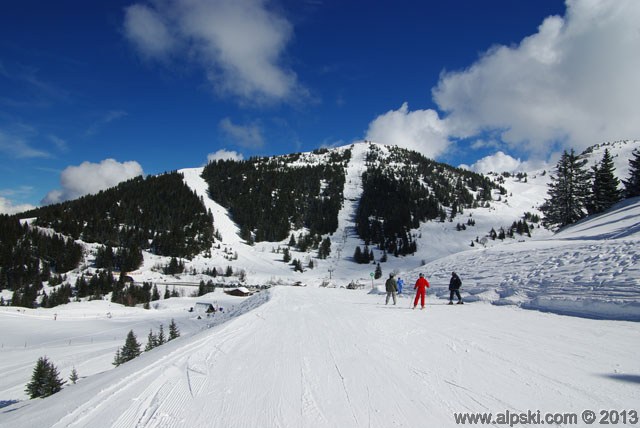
xmin=123 ymin=0 xmax=305 ymax=104
xmin=433 ymin=0 xmax=640 ymax=158
xmin=462 ymin=151 xmax=550 ymax=174
xmin=219 ymin=117 xmax=264 ymax=149
xmin=42 ymin=159 xmax=143 ymax=205
xmin=0 ymin=196 xmax=36 ymax=215
xmin=365 ymin=102 xmax=451 ymax=159
xmin=207 ymin=149 xmax=244 ymax=163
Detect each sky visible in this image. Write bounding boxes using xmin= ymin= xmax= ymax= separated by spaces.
xmin=1 ymin=0 xmax=639 ymax=213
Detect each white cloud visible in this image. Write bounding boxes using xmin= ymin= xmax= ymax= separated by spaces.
xmin=433 ymin=0 xmax=640 ymax=158
xmin=123 ymin=4 xmax=177 ymax=60
xmin=123 ymin=0 xmax=305 ymax=104
xmin=42 ymin=159 xmax=143 ymax=205
xmin=465 ymin=151 xmax=524 ymax=174
xmin=0 ymin=129 xmax=50 ymax=158
xmin=207 ymin=149 xmax=244 ymax=163
xmin=365 ymin=102 xmax=451 ymax=159
xmin=0 ymin=197 xmax=36 ymax=215
xmin=219 ymin=117 xmax=264 ymax=149
xmin=463 ymin=151 xmax=550 ymax=174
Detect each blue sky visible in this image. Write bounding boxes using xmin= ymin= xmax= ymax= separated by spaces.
xmin=1 ymin=0 xmax=639 ymax=213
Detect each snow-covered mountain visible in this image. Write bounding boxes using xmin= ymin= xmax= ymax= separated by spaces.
xmin=1 ymin=140 xmax=639 ymax=427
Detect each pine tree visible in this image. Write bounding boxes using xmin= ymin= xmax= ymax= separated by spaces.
xmin=69 ymin=367 xmax=79 ymax=384
xmin=374 ymin=263 xmax=382 ymax=279
xmin=164 ymin=285 xmax=170 ymax=299
xmin=113 ymin=348 xmax=123 ymax=367
xmin=588 ymin=149 xmax=621 ymax=214
xmin=119 ymin=330 xmax=142 ymax=364
xmin=151 ymin=284 xmax=160 ymax=301
xmin=25 ymin=356 xmax=65 ymax=399
xmin=144 ymin=329 xmax=157 ymax=351
xmin=624 ymin=148 xmax=640 ymax=198
xmin=541 ymin=149 xmax=591 ymax=230
xmin=168 ymin=319 xmax=180 ymax=341
xmin=353 ymin=246 xmax=363 ymax=263
xmin=157 ymin=324 xmax=166 ymax=346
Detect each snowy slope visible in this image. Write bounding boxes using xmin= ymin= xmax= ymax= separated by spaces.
xmin=1 ymin=141 xmax=639 ymax=426
xmin=1 ymin=287 xmax=638 ymax=427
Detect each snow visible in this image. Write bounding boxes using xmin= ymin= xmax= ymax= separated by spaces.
xmin=1 ymin=140 xmax=639 ymax=426
xmin=1 ymin=288 xmax=638 ymax=427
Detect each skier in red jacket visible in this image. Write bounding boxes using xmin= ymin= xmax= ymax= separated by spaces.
xmin=413 ymin=273 xmax=430 ymax=309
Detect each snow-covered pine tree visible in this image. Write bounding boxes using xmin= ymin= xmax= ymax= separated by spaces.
xmin=588 ymin=148 xmax=621 ymax=214
xmin=624 ymin=148 xmax=640 ymax=198
xmin=541 ymin=149 xmax=591 ymax=230
xmin=169 ymin=319 xmax=180 ymax=340
xmin=25 ymin=356 xmax=65 ymax=399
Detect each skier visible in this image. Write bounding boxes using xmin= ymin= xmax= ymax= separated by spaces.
xmin=396 ymin=277 xmax=404 ymax=294
xmin=413 ymin=273 xmax=430 ymax=309
xmin=448 ymin=272 xmax=463 ymax=305
xmin=385 ymin=273 xmax=398 ymax=305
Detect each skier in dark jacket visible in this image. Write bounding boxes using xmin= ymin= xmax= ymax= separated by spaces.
xmin=385 ymin=273 xmax=397 ymax=305
xmin=448 ymin=272 xmax=463 ymax=305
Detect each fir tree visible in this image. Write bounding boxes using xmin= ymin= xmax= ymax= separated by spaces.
xmin=157 ymin=324 xmax=166 ymax=346
xmin=145 ymin=329 xmax=157 ymax=351
xmin=25 ymin=356 xmax=65 ymax=399
xmin=374 ymin=263 xmax=382 ymax=279
xmin=164 ymin=285 xmax=170 ymax=300
xmin=151 ymin=284 xmax=160 ymax=301
xmin=624 ymin=148 xmax=640 ymax=198
xmin=588 ymin=149 xmax=621 ymax=214
xmin=541 ymin=149 xmax=591 ymax=230
xmin=168 ymin=319 xmax=180 ymax=340
xmin=69 ymin=367 xmax=79 ymax=384
xmin=353 ymin=246 xmax=363 ymax=263
xmin=282 ymin=248 xmax=291 ymax=263
xmin=118 ymin=330 xmax=142 ymax=364
xmin=113 ymin=348 xmax=123 ymax=367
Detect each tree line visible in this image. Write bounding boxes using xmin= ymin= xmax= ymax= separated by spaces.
xmin=541 ymin=147 xmax=640 ymax=229
xmin=202 ymin=149 xmax=350 ymax=243
xmin=356 ymin=144 xmax=504 ymax=255
xmin=16 ymin=172 xmax=215 ymax=260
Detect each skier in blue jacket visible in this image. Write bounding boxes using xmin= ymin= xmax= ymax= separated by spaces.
xmin=396 ymin=277 xmax=404 ymax=294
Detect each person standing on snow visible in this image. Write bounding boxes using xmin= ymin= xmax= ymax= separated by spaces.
xmin=385 ymin=273 xmax=398 ymax=305
xmin=448 ymin=272 xmax=463 ymax=305
xmin=413 ymin=273 xmax=430 ymax=309
xmin=396 ymin=277 xmax=404 ymax=294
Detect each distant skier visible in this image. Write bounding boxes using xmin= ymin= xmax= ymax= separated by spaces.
xmin=413 ymin=273 xmax=430 ymax=309
xmin=449 ymin=272 xmax=463 ymax=305
xmin=396 ymin=277 xmax=404 ymax=294
xmin=385 ymin=273 xmax=398 ymax=305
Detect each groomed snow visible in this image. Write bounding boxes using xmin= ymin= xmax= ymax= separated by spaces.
xmin=1 ymin=287 xmax=638 ymax=427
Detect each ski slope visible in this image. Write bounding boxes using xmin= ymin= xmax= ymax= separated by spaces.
xmin=1 ymin=287 xmax=638 ymax=428
xmin=1 ymin=141 xmax=639 ymax=426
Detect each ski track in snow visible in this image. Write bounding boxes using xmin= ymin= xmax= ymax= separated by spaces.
xmin=3 ymin=287 xmax=638 ymax=428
